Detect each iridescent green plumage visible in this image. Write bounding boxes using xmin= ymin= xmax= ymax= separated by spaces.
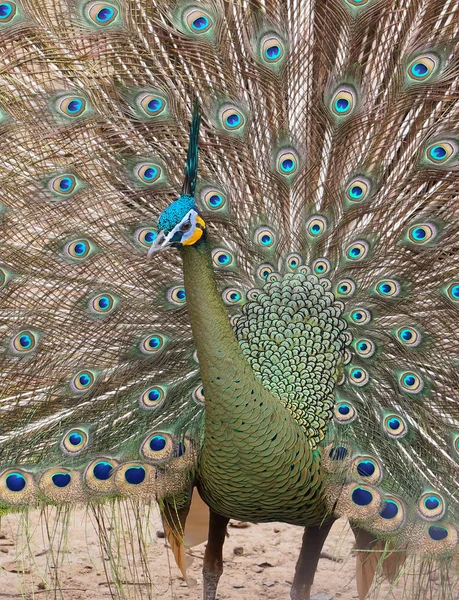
xmin=0 ymin=0 xmax=458 ymax=599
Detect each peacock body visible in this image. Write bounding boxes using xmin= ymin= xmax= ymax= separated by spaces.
xmin=0 ymin=0 xmax=458 ymax=598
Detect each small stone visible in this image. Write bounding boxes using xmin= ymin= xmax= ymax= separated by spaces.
xmin=229 ymin=521 xmax=251 ymax=529
xmin=273 ymin=527 xmax=281 ymax=533
xmin=252 ymin=566 xmax=264 ymax=573
xmin=0 ymin=548 xmax=8 ymax=554
xmin=38 ymin=582 xmax=46 ymax=591
xmin=310 ymin=593 xmax=334 ymax=600
xmin=233 ymin=546 xmax=244 ymax=556
xmin=232 ymin=582 xmax=245 ymax=589
xmin=156 ymin=529 xmax=165 ymax=538
xmin=263 ymin=579 xmax=276 ymax=587
xmin=2 ymin=561 xmax=31 ymax=574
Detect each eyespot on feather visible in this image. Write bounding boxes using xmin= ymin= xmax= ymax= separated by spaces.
xmin=0 ymin=469 xmax=35 ymax=506
xmin=70 ymin=370 xmax=96 ymax=393
xmin=136 ymin=92 xmax=167 ymax=117
xmin=10 ymin=330 xmax=39 ymax=354
xmin=201 ymin=187 xmax=227 ymax=211
xmin=212 ymin=248 xmax=235 ymax=268
xmin=182 ymin=6 xmax=214 ymax=35
xmin=134 ymin=162 xmax=162 ymax=185
xmin=193 ymin=384 xmax=205 ymax=405
xmin=330 ymin=85 xmax=357 ymax=117
xmin=47 ymin=174 xmax=81 ymax=198
xmin=306 ymin=215 xmax=327 ymax=237
xmin=349 ymin=308 xmax=372 ymax=325
xmin=167 ymin=286 xmax=186 ymax=305
xmin=139 ymin=334 xmax=166 ymax=354
xmin=140 ymin=386 xmax=167 ymax=409
xmin=61 ymin=428 xmax=89 ymax=454
xmin=64 ymin=239 xmax=94 ymax=261
xmin=89 ymin=293 xmax=117 ymax=315
xmin=140 ymin=432 xmax=175 ymax=463
xmin=312 ymin=258 xmax=331 ymax=276
xmin=333 ymin=401 xmax=357 ymax=423
xmin=345 ymin=176 xmax=371 ymax=202
xmin=84 ymin=458 xmax=119 ymax=493
xmin=426 ymin=140 xmax=457 ymax=164
xmin=408 ymin=54 xmax=440 ymax=82
xmin=222 ymin=287 xmax=243 ymax=305
xmin=383 ymin=414 xmax=408 ymax=438
xmin=55 ymin=95 xmax=88 ymax=118
xmin=0 ymin=1 xmax=18 ymax=23
xmin=84 ymin=1 xmax=120 ymax=26
xmin=275 ymin=148 xmax=299 ymax=178
xmin=399 ymin=371 xmax=424 ymax=394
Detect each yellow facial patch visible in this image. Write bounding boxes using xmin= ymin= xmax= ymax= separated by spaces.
xmin=182 ymin=215 xmax=206 ymax=246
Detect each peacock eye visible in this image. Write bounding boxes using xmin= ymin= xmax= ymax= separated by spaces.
xmin=0 ymin=1 xmax=17 ymax=22
xmin=85 ymin=1 xmax=119 ymax=26
xmin=181 ymin=221 xmax=192 ymax=232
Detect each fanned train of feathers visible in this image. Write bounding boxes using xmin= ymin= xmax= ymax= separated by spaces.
xmin=0 ymin=0 xmax=458 ymax=598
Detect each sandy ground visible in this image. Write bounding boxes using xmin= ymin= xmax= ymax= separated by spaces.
xmin=0 ymin=507 xmax=445 ymax=600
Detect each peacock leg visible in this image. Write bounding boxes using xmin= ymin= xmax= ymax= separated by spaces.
xmin=290 ymin=520 xmax=335 ymax=600
xmin=202 ymin=509 xmax=230 ymax=600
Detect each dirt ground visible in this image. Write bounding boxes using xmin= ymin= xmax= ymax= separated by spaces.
xmin=0 ymin=507 xmax=439 ymax=600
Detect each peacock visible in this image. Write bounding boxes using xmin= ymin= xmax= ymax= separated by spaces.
xmin=0 ymin=0 xmax=458 ymax=598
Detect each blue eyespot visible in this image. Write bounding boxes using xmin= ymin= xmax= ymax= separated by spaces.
xmin=255 ymin=227 xmax=276 ymax=248
xmin=328 ymin=446 xmax=348 ymax=460
xmin=168 ymin=286 xmax=187 ymax=305
xmin=276 ymin=149 xmax=299 ymax=177
xmin=350 ymin=308 xmax=371 ymax=324
xmin=376 ymin=279 xmax=400 ymax=297
xmin=226 ymin=113 xmax=241 ymax=128
xmin=149 ymin=435 xmax=167 ymax=452
xmin=56 ymin=96 xmax=88 ymax=119
xmin=0 ymin=2 xmax=15 ymax=20
xmin=408 ymin=55 xmax=439 ymax=81
xmin=11 ymin=330 xmax=38 ymax=354
xmin=383 ymin=414 xmax=408 ymax=438
xmin=350 ymin=185 xmax=363 ymax=198
xmin=141 ymin=386 xmax=166 ymax=408
xmin=352 ymin=486 xmax=373 ymax=506
xmin=212 ymin=248 xmax=235 ymax=268
xmin=69 ymin=432 xmax=83 ymax=446
xmin=62 ymin=428 xmax=88 ymax=453
xmin=202 ymin=188 xmax=227 ymax=211
xmin=428 ymin=526 xmax=448 ymax=541
xmin=446 ymin=282 xmax=459 ymax=302
xmin=85 ymin=2 xmax=119 ymax=27
xmin=346 ymin=176 xmax=371 ymax=202
xmin=184 ymin=8 xmax=213 ymax=34
xmin=70 ymin=370 xmax=96 ymax=392
xmin=380 ymin=500 xmax=399 ymax=520
xmin=192 ymin=16 xmax=209 ymax=30
xmin=124 ymin=466 xmax=146 ymax=485
xmin=427 ymin=141 xmax=456 ymax=164
xmin=346 ymin=241 xmax=369 ymax=261
xmin=260 ymin=33 xmax=286 ymax=65
xmin=356 ymin=460 xmax=375 ymax=477
xmin=424 ymin=496 xmax=440 ymax=510
xmin=52 ymin=472 xmax=72 ymax=488
xmin=399 ymin=371 xmax=423 ymax=393
xmin=331 ymin=87 xmax=356 ymax=117
xmin=350 ymin=367 xmax=369 ymax=386
xmin=93 ymin=461 xmax=113 ymax=480
xmin=5 ymin=472 xmax=26 ymax=492
xmin=334 ymin=402 xmax=356 ymax=423
xmin=140 ymin=334 xmax=165 ymax=355
xmin=75 ymin=242 xmax=87 ymax=255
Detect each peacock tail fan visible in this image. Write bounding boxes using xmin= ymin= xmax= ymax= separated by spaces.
xmin=0 ymin=0 xmax=458 ymax=598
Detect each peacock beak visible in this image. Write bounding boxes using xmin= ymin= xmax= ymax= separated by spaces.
xmin=148 ymin=231 xmax=172 ymax=257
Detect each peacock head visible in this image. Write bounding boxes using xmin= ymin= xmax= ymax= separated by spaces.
xmin=148 ymin=194 xmax=206 ymax=256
